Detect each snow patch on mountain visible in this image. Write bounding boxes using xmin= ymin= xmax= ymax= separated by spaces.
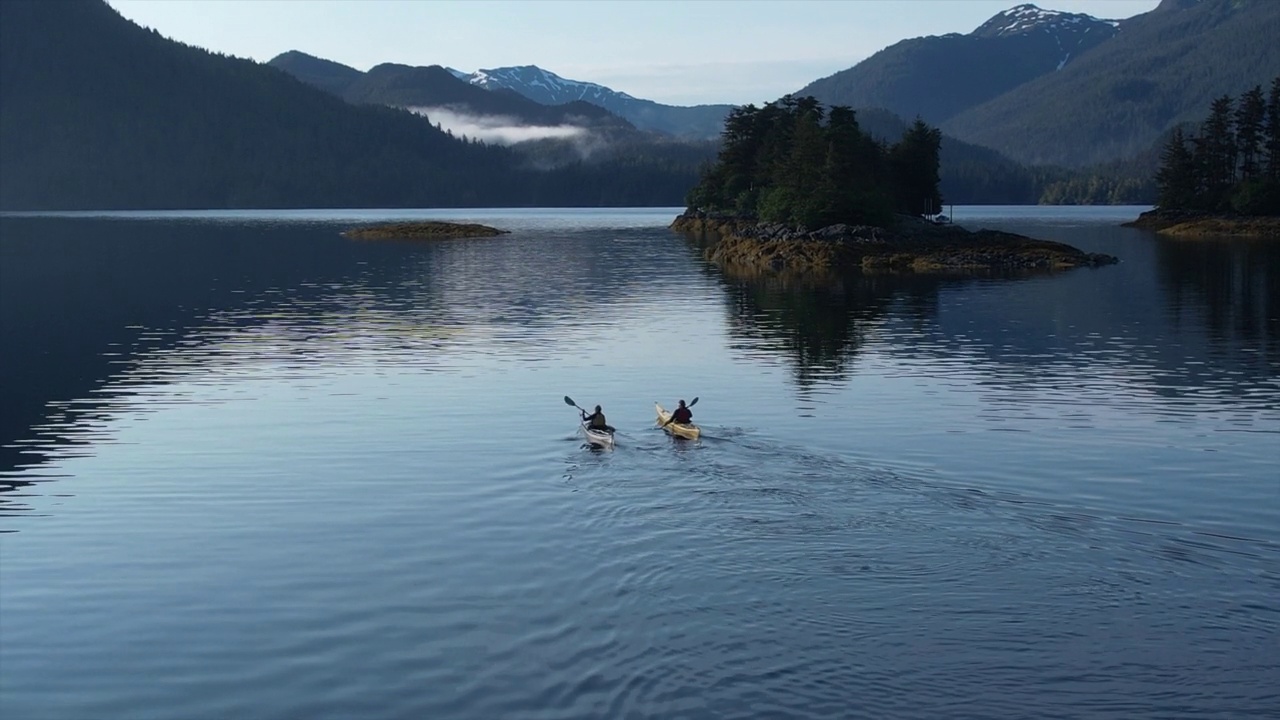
xmin=974 ymin=3 xmax=1119 ymax=38
xmin=970 ymin=3 xmax=1120 ymax=71
xmin=459 ymin=65 xmax=637 ymax=107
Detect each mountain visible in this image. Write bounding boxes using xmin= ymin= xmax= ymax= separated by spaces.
xmin=0 ymin=0 xmax=704 ymax=210
xmin=267 ymin=50 xmax=363 ymax=97
xmin=941 ymin=0 xmax=1280 ymax=167
xmin=797 ymin=3 xmax=1120 ymax=125
xmin=460 ymin=65 xmax=733 ymax=139
xmin=268 ymin=53 xmax=633 ymax=131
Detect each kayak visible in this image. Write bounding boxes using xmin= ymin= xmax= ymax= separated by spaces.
xmin=655 ymin=403 xmax=700 ymax=439
xmin=581 ymin=422 xmax=615 ymax=447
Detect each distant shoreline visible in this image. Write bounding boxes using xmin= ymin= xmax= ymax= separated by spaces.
xmin=1123 ymin=209 xmax=1280 ymax=238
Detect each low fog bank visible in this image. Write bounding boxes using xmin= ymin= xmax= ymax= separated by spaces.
xmin=406 ymin=106 xmax=588 ymax=145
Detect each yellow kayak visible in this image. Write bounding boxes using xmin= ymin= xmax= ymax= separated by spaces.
xmin=656 ymin=403 xmax=700 ymax=439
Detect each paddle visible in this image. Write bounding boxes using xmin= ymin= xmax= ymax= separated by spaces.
xmin=660 ymin=396 xmax=699 ymax=427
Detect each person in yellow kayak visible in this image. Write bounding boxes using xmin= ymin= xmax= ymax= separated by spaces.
xmin=669 ymin=399 xmax=693 ymax=425
xmin=581 ymin=405 xmax=615 ymax=433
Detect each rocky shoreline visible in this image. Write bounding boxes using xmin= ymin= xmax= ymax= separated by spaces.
xmin=671 ymin=211 xmax=1118 ymax=273
xmin=1122 ymin=209 xmax=1280 ymax=238
xmin=343 ymin=221 xmax=509 ymax=240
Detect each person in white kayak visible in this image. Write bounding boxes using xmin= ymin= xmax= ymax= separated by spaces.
xmin=581 ymin=404 xmax=615 ymax=433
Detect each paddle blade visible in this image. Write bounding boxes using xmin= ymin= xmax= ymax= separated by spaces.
xmin=689 ymin=396 xmax=699 ymax=407
xmin=564 ymin=396 xmax=576 ymax=407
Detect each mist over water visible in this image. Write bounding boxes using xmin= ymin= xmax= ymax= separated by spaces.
xmin=1 ymin=207 xmax=1276 ymax=719
xmin=407 ymin=105 xmax=595 ymax=145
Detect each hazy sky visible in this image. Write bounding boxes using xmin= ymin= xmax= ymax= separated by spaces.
xmin=106 ymin=0 xmax=1161 ymax=106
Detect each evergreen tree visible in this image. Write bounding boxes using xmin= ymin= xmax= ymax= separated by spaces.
xmin=683 ymin=95 xmax=944 ymax=227
xmin=1266 ymin=77 xmax=1280 ymax=181
xmin=1155 ymin=128 xmax=1196 ymax=210
xmin=1234 ymin=86 xmax=1266 ymax=181
xmin=820 ymin=106 xmax=892 ymax=226
xmin=1193 ymin=94 xmax=1237 ymax=209
xmin=717 ymin=104 xmax=763 ymax=208
xmin=1147 ymin=77 xmax=1280 ymax=216
xmin=887 ymin=118 xmax=943 ymax=216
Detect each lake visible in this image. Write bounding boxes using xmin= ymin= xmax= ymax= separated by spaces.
xmin=1 ymin=207 xmax=1276 ymax=719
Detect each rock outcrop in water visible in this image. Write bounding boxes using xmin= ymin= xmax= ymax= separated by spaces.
xmin=343 ymin=221 xmax=509 ymax=240
xmin=1122 ymin=209 xmax=1280 ymax=238
xmin=672 ymin=211 xmax=1118 ymax=273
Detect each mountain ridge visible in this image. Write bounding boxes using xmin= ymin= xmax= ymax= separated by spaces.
xmin=267 ymin=53 xmax=634 ymax=133
xmin=0 ymin=0 xmax=705 ymax=209
xmin=796 ymin=0 xmax=1279 ymax=168
xmin=941 ymin=0 xmax=1280 ymax=166
xmin=796 ymin=3 xmax=1120 ymax=127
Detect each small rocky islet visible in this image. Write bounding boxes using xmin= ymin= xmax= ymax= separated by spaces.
xmin=671 ymin=210 xmax=1118 ymax=274
xmin=1122 ymin=209 xmax=1280 ymax=238
xmin=342 ymin=221 xmax=509 ymax=240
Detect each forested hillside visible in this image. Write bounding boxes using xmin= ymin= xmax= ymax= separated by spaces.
xmin=0 ymin=0 xmax=705 ymax=210
xmin=943 ymin=0 xmax=1280 ymax=167
xmin=267 ymin=50 xmax=363 ymax=97
xmin=273 ymin=54 xmax=633 ymax=131
xmin=798 ymin=4 xmax=1118 ymax=125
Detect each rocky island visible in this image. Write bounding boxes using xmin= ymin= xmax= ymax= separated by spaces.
xmin=1123 ymin=209 xmax=1280 ymax=238
xmin=342 ymin=221 xmax=509 ymax=240
xmin=673 ymin=211 xmax=1117 ymax=273
xmin=676 ymin=96 xmax=1116 ymax=277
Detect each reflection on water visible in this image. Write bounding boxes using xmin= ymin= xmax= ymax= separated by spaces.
xmin=1 ymin=209 xmax=1277 ymax=719
xmin=0 ymin=215 xmax=693 ymax=477
xmin=714 ymin=264 xmax=955 ymax=385
xmin=705 ymin=220 xmax=1278 ymax=414
xmin=1156 ymin=236 xmax=1280 ymax=367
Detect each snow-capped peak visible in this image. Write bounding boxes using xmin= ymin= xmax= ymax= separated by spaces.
xmin=973 ymin=3 xmax=1119 ymax=38
xmin=459 ymin=65 xmax=638 ymax=108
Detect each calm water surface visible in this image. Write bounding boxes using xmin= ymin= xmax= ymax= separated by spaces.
xmin=1 ymin=207 xmax=1277 ymax=719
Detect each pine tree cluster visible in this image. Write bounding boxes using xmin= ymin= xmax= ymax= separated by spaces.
xmin=685 ymin=96 xmax=943 ymax=229
xmin=1155 ymin=77 xmax=1280 ymax=216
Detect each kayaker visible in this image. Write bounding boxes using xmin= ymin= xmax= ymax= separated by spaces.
xmin=582 ymin=405 xmax=614 ymax=433
xmin=669 ymin=399 xmax=693 ymax=425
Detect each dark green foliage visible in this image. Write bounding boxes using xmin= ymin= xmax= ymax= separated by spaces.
xmin=1266 ymin=77 xmax=1280 ymax=180
xmin=1234 ymin=86 xmax=1266 ymax=180
xmin=1156 ymin=128 xmax=1197 ymax=208
xmin=1193 ymin=95 xmax=1238 ymax=206
xmin=685 ymin=96 xmax=939 ymax=227
xmin=888 ymin=119 xmax=943 ymax=216
xmin=1230 ymin=178 xmax=1280 ymax=215
xmin=1152 ymin=78 xmax=1280 ymax=215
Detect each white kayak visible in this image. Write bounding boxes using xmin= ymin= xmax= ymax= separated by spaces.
xmin=581 ymin=422 xmax=615 ymax=447
xmin=655 ymin=403 xmax=700 ymax=439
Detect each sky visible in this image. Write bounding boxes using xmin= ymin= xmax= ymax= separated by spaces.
xmin=106 ymin=0 xmax=1161 ymax=107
